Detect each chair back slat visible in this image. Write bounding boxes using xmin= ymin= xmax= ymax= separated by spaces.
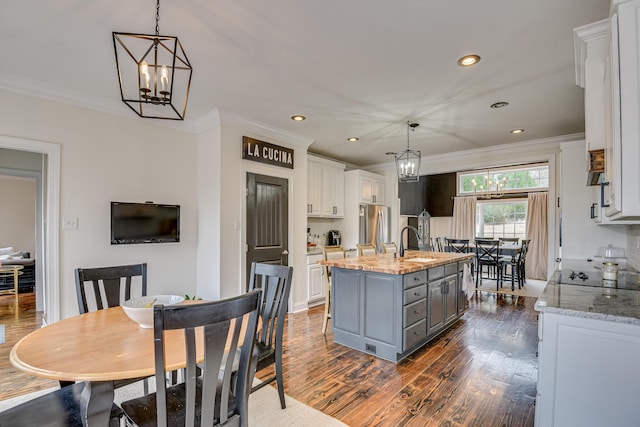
xmin=75 ymin=263 xmax=147 ymax=314
xmin=475 ymin=239 xmax=501 ymax=262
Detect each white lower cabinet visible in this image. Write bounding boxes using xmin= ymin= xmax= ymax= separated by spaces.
xmin=307 ymin=254 xmax=324 ymax=303
xmin=535 ymin=311 xmax=640 ymax=427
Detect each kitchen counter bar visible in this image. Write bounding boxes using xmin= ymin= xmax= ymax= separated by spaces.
xmin=319 ymin=250 xmax=474 ymax=274
xmin=534 ymin=269 xmax=640 ymax=325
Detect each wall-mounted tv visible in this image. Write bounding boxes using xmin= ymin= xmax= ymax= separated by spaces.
xmin=111 ymin=202 xmax=180 ymax=245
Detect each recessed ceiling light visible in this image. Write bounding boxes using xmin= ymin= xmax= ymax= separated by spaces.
xmin=347 ymin=137 xmax=359 ymax=142
xmin=490 ymin=101 xmax=509 ymax=109
xmin=510 ymin=129 xmax=525 ymax=134
xmin=457 ymin=54 xmax=481 ymax=67
xmin=291 ymin=115 xmax=306 ymax=121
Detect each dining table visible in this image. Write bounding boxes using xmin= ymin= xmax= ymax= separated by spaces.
xmin=445 ymin=242 xmax=523 ymax=290
xmin=10 ymin=302 xmax=218 ymax=426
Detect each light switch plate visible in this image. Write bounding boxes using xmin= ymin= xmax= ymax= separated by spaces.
xmin=63 ymin=217 xmax=78 ymax=230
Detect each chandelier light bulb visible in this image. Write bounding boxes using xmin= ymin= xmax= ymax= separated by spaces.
xmin=161 ymin=65 xmax=169 ymax=92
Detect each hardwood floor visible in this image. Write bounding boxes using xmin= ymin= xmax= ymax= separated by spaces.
xmin=256 ymin=292 xmax=538 ymax=427
xmin=0 ymin=293 xmax=58 ymax=400
xmin=1 ymin=291 xmax=538 ymax=426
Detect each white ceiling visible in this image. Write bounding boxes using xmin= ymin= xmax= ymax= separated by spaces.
xmin=0 ymin=0 xmax=609 ymax=167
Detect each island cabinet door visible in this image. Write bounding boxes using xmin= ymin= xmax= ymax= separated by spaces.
xmin=332 ymin=269 xmax=362 ymax=335
xmin=427 ymin=281 xmax=445 ymax=335
xmin=363 ymin=273 xmax=399 ymax=347
xmin=443 ymin=274 xmax=458 ymax=325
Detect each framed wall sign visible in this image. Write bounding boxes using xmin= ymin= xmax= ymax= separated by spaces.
xmin=242 ymin=136 xmax=294 ymax=169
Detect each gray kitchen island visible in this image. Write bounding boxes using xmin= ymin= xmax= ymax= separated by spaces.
xmin=321 ymin=250 xmax=474 ymax=362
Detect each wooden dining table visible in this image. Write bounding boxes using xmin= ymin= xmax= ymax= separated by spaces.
xmin=10 ymin=304 xmax=211 ymax=426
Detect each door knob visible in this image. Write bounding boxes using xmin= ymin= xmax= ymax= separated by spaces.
xmin=282 ymin=250 xmax=289 ymax=255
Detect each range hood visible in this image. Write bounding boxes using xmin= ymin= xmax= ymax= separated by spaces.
xmin=587 ymin=149 xmax=604 ymax=186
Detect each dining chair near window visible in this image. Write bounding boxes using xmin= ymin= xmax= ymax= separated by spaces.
xmin=474 ymin=239 xmax=505 ymax=290
xmin=121 ymin=289 xmax=262 ymax=427
xmin=356 ymin=243 xmax=377 ymax=256
xmin=247 ymin=262 xmax=293 ymax=409
xmin=500 ymin=244 xmax=524 ymax=290
xmin=446 ymin=238 xmax=470 ymax=253
xmin=322 ymin=245 xmax=345 ymax=335
xmin=499 ymin=237 xmax=520 ymax=245
xmin=518 ymin=239 xmax=531 ymax=286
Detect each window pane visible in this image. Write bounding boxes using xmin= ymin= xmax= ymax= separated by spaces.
xmin=457 ymin=164 xmax=549 ymax=196
xmin=476 ymin=200 xmax=527 ymax=240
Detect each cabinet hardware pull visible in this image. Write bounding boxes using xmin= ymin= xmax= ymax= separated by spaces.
xmin=600 ymin=181 xmax=610 ymax=208
xmin=590 ymin=203 xmax=597 ymax=219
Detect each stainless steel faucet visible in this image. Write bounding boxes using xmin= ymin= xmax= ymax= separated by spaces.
xmin=399 ymin=225 xmax=421 ymax=257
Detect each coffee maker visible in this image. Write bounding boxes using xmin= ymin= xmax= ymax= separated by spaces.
xmin=327 ymin=230 xmax=341 ymax=246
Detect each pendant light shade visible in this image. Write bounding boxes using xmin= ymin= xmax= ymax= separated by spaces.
xmin=113 ymin=0 xmax=192 ymax=120
xmin=395 ymin=121 xmax=421 ymax=182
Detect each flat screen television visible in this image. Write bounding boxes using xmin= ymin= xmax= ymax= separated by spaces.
xmin=110 ymin=202 xmax=180 ymax=244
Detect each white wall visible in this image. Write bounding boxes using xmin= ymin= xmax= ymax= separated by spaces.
xmin=0 ymin=175 xmax=36 ymax=254
xmin=560 ymin=141 xmax=627 ymax=259
xmin=0 ymin=89 xmax=199 ymax=319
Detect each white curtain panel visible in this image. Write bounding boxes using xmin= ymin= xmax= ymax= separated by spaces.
xmin=526 ymin=192 xmax=548 ymax=280
xmin=452 ymin=196 xmax=476 ymax=241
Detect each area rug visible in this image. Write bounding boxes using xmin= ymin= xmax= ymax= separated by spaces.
xmin=0 ymin=379 xmax=347 ymax=427
xmin=475 ymin=278 xmax=546 ymax=298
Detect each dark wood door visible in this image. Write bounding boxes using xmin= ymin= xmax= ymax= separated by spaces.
xmin=246 ymin=173 xmax=289 ymax=291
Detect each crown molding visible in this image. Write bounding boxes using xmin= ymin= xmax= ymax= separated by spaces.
xmin=573 ymin=19 xmax=608 ymax=88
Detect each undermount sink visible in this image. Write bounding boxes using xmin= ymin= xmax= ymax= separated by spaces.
xmin=406 ymin=257 xmax=437 ymax=263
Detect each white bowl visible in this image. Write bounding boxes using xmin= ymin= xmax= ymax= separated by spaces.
xmin=122 ymin=294 xmax=185 ymax=328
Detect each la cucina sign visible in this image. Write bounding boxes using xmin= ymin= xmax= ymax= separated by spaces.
xmin=242 ymin=136 xmax=294 ymax=169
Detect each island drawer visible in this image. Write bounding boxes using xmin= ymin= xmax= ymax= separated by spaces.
xmin=404 ymin=284 xmax=427 ymax=305
xmin=404 ymin=299 xmax=427 ymax=326
xmin=403 ymin=318 xmax=427 ymax=351
xmin=403 ymin=270 xmax=427 ymax=288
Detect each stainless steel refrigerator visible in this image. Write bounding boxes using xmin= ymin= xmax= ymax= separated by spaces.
xmin=359 ymin=204 xmax=391 ymax=253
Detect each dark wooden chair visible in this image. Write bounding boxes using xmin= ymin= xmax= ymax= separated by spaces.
xmin=75 ymin=263 xmax=147 ymax=314
xmin=73 ymin=263 xmax=150 ymax=407
xmin=248 ymin=262 xmax=294 ymax=409
xmin=499 ymin=237 xmax=520 ymax=245
xmin=446 ymin=238 xmax=470 ymax=253
xmin=500 ymin=238 xmax=530 ymax=290
xmin=474 ymin=239 xmax=504 ymax=290
xmin=121 ymin=290 xmax=262 ymax=427
xmin=0 ymin=382 xmax=122 ymax=427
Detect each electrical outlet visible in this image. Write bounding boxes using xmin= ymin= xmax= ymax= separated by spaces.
xmin=365 ymin=343 xmax=376 ymax=353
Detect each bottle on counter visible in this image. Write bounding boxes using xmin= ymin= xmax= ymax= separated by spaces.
xmin=602 ymin=261 xmax=619 ymax=282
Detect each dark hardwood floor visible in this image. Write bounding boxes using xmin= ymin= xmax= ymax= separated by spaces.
xmin=2 ymin=291 xmax=538 ymax=426
xmin=257 ymin=292 xmax=538 ymax=427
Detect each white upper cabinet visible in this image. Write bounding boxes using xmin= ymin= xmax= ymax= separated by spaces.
xmin=603 ymin=1 xmax=640 ymax=220
xmin=575 ymin=1 xmax=640 ymax=221
xmin=307 ymin=155 xmax=345 ymax=218
xmin=347 ymin=170 xmax=385 ymax=205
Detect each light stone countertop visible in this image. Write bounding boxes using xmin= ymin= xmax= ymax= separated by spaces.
xmin=319 ymin=250 xmax=473 ymax=275
xmin=535 ymin=269 xmax=640 ymax=325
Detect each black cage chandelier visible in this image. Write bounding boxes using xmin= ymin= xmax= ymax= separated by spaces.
xmin=113 ymin=0 xmax=193 ymax=120
xmin=394 ymin=121 xmax=421 ymax=182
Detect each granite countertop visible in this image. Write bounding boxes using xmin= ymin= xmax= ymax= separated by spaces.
xmin=319 ymin=250 xmax=473 ymax=275
xmin=534 ymin=269 xmax=640 ymax=325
